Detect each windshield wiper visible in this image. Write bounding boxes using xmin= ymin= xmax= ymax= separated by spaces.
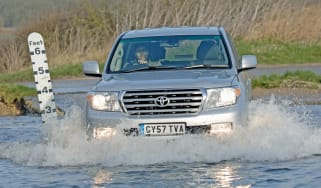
xmin=120 ymin=66 xmax=179 ymax=73
xmin=184 ymin=64 xmax=227 ymax=69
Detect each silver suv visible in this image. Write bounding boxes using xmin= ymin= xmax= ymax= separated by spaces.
xmin=83 ymin=27 xmax=257 ymax=139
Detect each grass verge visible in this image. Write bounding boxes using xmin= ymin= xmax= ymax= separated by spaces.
xmin=236 ymin=39 xmax=321 ymax=64
xmin=0 ymin=62 xmax=105 ymax=83
xmin=252 ymin=71 xmax=321 ymax=89
xmin=0 ymin=84 xmax=36 ymax=104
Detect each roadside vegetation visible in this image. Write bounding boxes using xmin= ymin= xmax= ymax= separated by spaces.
xmin=0 ymin=0 xmax=78 ymax=28
xmin=0 ymin=84 xmax=36 ymax=104
xmin=0 ymin=83 xmax=36 ymax=116
xmin=1 ymin=0 xmax=321 ymax=74
xmin=252 ymin=71 xmax=321 ymax=89
xmin=236 ymin=40 xmax=321 ymax=65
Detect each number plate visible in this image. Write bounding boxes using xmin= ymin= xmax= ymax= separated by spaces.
xmin=141 ymin=123 xmax=186 ymax=136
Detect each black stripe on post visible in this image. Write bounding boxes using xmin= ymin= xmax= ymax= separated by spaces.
xmin=44 ymin=60 xmax=48 ymax=64
xmin=30 ymin=51 xmax=34 ymax=55
xmin=37 ymin=91 xmax=41 ymax=94
xmin=52 ymin=109 xmax=57 ymax=112
xmin=41 ymin=50 xmax=46 ymax=54
xmin=49 ymin=89 xmax=53 ymax=93
xmin=33 ymin=71 xmax=38 ymax=75
xmin=32 ymin=62 xmax=35 ymax=65
xmin=45 ymin=70 xmax=49 ymax=73
xmin=35 ymin=82 xmax=39 ymax=84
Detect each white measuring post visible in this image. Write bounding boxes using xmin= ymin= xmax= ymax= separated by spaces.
xmin=27 ymin=32 xmax=57 ymax=123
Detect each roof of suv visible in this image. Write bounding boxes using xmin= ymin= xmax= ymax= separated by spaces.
xmin=122 ymin=27 xmax=222 ymax=39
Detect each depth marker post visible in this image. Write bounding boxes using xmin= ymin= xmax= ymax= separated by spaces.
xmin=28 ymin=32 xmax=57 ymax=123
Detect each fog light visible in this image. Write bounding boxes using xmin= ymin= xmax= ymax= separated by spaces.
xmin=93 ymin=127 xmax=117 ymax=139
xmin=208 ymin=123 xmax=233 ymax=135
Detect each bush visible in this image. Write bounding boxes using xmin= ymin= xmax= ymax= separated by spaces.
xmin=1 ymin=0 xmax=321 ymax=74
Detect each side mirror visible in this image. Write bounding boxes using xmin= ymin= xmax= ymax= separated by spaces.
xmin=239 ymin=55 xmax=257 ymax=72
xmin=83 ymin=61 xmax=101 ymax=77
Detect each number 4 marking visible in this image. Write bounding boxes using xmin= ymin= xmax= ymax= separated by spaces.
xmin=42 ymin=87 xmax=48 ymax=93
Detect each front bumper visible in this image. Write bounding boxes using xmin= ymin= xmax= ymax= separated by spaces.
xmin=85 ymin=101 xmax=247 ymax=138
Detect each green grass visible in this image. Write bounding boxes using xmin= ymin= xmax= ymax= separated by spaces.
xmin=0 ymin=84 xmax=36 ymax=103
xmin=50 ymin=64 xmax=84 ymax=79
xmin=253 ymin=71 xmax=321 ymax=88
xmin=0 ymin=62 xmax=105 ymax=83
xmin=236 ymin=39 xmax=321 ymax=64
xmin=0 ymin=64 xmax=85 ymax=83
xmin=0 ymin=68 xmax=33 ymax=83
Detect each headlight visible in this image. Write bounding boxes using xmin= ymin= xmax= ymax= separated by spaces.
xmin=204 ymin=87 xmax=241 ymax=109
xmin=87 ymin=92 xmax=121 ymax=111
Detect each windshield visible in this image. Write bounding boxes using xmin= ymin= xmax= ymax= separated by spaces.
xmin=108 ymin=35 xmax=230 ymax=73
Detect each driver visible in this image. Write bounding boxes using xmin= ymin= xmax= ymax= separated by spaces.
xmin=135 ymin=46 xmax=149 ymax=65
xmin=123 ymin=45 xmax=161 ymax=70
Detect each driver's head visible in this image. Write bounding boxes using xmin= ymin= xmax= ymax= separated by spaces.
xmin=135 ymin=46 xmax=149 ymax=61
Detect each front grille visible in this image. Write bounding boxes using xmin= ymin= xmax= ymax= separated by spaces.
xmin=122 ymin=89 xmax=204 ymax=116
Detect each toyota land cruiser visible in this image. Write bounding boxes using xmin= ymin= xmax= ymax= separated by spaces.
xmin=83 ymin=27 xmax=257 ymax=139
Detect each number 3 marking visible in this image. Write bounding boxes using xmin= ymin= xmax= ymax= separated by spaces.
xmin=45 ymin=106 xmax=52 ymax=113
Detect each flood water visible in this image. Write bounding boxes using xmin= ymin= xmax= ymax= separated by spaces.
xmin=0 ymin=93 xmax=320 ymax=187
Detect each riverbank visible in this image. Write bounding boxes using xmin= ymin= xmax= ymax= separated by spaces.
xmin=0 ymin=87 xmax=320 ymax=117
xmin=0 ymin=97 xmax=64 ymax=117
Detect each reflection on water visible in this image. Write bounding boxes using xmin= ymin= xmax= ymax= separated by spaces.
xmin=210 ymin=166 xmax=238 ymax=187
xmin=92 ymin=170 xmax=113 ymax=187
xmin=205 ymin=165 xmax=252 ymax=188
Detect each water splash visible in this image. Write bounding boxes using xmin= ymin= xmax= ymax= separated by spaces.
xmin=0 ymin=97 xmax=320 ymax=167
